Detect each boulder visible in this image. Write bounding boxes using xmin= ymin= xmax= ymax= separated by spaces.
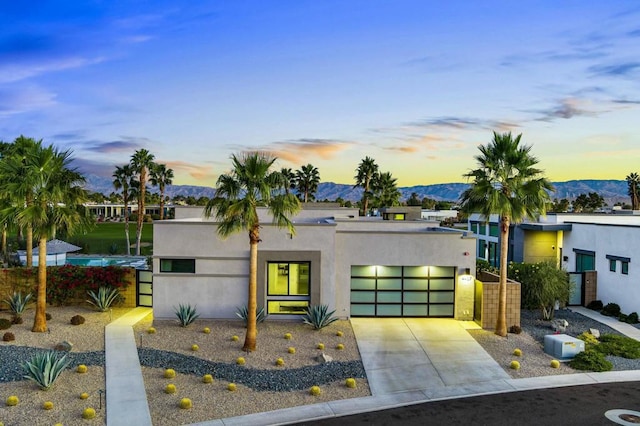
xmin=315 ymin=352 xmax=333 ymax=364
xmin=54 ymin=341 xmax=73 ymax=352
xmin=589 ymin=328 xmax=601 ymax=338
xmin=551 ymin=319 xmax=569 ymax=333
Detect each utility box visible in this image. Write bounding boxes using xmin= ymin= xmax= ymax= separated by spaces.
xmin=543 ymin=334 xmax=585 ymax=360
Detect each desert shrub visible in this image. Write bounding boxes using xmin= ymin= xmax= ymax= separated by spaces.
xmin=508 ymin=325 xmax=522 ymax=334
xmin=507 ymin=261 xmax=570 ymax=320
xmin=70 ymin=315 xmax=85 ymax=325
xmin=0 ymin=318 xmax=12 ymax=330
xmin=45 ymin=313 xmax=52 ymax=320
xmin=235 ymin=305 xmax=267 ymax=326
xmin=86 ymin=286 xmax=122 ymax=311
xmin=302 ymin=304 xmax=338 ymax=330
xmin=476 ymin=259 xmax=497 ymax=273
xmin=569 ymin=350 xmax=612 ymax=372
xmin=586 ymin=300 xmax=603 ymax=311
xmin=2 ymin=292 xmax=33 ymax=320
xmin=594 ymin=334 xmax=640 ymax=359
xmin=625 ymin=312 xmax=639 ymax=324
xmin=577 ymin=332 xmax=599 ymax=347
xmin=174 ymin=303 xmax=200 ymax=327
xmin=601 ymin=303 xmax=621 ymax=317
xmin=22 ymin=350 xmax=71 ymax=390
xmin=3 ymin=332 xmax=15 ymax=341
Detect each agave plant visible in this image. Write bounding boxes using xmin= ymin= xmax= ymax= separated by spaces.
xmin=22 ymin=351 xmax=71 ymax=390
xmin=87 ymin=286 xmax=122 ymax=312
xmin=3 ymin=291 xmax=33 ymax=320
xmin=235 ymin=305 xmax=267 ymax=326
xmin=302 ymin=304 xmax=338 ymax=330
xmin=174 ymin=303 xmax=200 ymax=327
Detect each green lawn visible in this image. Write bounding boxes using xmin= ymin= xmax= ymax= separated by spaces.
xmin=64 ymin=222 xmax=154 ymax=256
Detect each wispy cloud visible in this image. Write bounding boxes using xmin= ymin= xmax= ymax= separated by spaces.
xmin=0 ymin=85 xmax=56 ymax=115
xmin=266 ymin=138 xmax=355 ymax=165
xmin=163 ymin=160 xmax=217 ymax=182
xmin=533 ymin=98 xmax=599 ymax=122
xmin=588 ymin=61 xmax=640 ymax=77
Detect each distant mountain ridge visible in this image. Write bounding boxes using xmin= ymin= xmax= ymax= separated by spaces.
xmin=84 ymin=174 xmax=630 ymax=204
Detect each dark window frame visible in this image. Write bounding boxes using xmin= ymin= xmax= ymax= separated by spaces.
xmin=267 ymin=261 xmax=310 ymax=297
xmin=159 ymin=258 xmax=195 ymax=273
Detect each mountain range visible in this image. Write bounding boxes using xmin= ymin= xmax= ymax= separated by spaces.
xmin=85 ymin=175 xmax=631 ymax=205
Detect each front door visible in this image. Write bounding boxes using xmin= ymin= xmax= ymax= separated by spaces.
xmin=137 ymin=269 xmax=153 ymax=307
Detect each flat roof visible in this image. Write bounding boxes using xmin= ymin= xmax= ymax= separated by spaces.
xmin=519 ymin=223 xmax=572 ymax=231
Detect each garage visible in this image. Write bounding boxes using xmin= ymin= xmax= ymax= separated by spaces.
xmin=350 ymin=265 xmax=455 ymax=317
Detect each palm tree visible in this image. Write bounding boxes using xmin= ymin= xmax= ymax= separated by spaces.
xmin=294 ymin=164 xmax=320 ymax=203
xmin=204 ymin=152 xmax=300 ymax=351
xmin=354 ymin=156 xmax=379 ymax=216
xmin=460 ymin=132 xmax=553 ymax=337
xmin=113 ymin=164 xmax=138 ymax=256
xmin=372 ymin=171 xmax=401 ymax=208
xmin=130 ymin=149 xmax=155 ymax=255
xmin=626 ymin=172 xmax=640 ymax=210
xmin=0 ymin=142 xmax=91 ymax=332
xmin=150 ymin=163 xmax=174 ymax=220
xmin=280 ymin=168 xmax=295 ymax=195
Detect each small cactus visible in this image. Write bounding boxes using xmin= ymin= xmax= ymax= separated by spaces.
xmin=550 ymin=359 xmax=561 ymax=368
xmin=227 ymin=383 xmax=237 ymax=391
xmin=345 ymin=378 xmax=357 ymax=388
xmin=203 ymin=327 xmax=211 ymax=334
xmin=6 ymin=395 xmax=19 ymax=406
xmin=317 ymin=343 xmax=325 ymax=350
xmin=284 ymin=333 xmax=292 ymax=340
xmin=288 ymin=347 xmax=296 ymax=354
xmin=275 ymin=358 xmax=285 ymax=366
xmin=336 ymin=331 xmax=344 ymax=337
xmin=82 ymin=408 xmax=96 ymax=419
xmin=179 ymin=398 xmax=193 ymax=409
xmin=336 ymin=343 xmax=345 ymax=350
xmin=510 ymin=360 xmax=521 ymax=370
xmin=309 ymin=385 xmax=321 ymax=396
xmin=513 ymin=348 xmax=522 ymax=357
xmin=164 ymin=368 xmax=176 ymax=378
xmin=165 ymin=384 xmax=177 ymax=394
xmin=236 ymin=357 xmax=246 ymax=365
xmin=147 ymin=327 xmax=156 ymax=334
xmin=80 ymin=392 xmax=89 ymax=400
xmin=77 ymin=364 xmax=88 ymax=374
xmin=202 ymin=374 xmax=214 ymax=383
xmin=191 ymin=344 xmax=199 ymax=351
xmin=43 ymin=401 xmax=54 ymax=410
xmin=231 ymin=335 xmax=239 ymax=341
xmin=70 ymin=314 xmax=85 ymax=325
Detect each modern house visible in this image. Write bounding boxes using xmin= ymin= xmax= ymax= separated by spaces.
xmin=469 ymin=212 xmax=640 ymax=314
xmin=152 ymin=205 xmax=478 ymax=321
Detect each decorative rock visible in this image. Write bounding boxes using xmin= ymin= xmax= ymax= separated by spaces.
xmin=54 ymin=341 xmax=73 ymax=352
xmin=589 ymin=328 xmax=600 ymax=338
xmin=550 ymin=319 xmax=568 ymax=333
xmin=315 ymin=352 xmax=333 ymax=363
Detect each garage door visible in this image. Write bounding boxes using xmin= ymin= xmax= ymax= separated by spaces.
xmin=350 ymin=265 xmax=455 ymax=317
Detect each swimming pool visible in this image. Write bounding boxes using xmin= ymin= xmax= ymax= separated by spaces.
xmin=66 ymin=256 xmax=149 ymax=269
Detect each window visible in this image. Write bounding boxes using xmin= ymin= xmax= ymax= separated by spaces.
xmin=574 ymin=249 xmax=595 ymax=272
xmin=160 ymin=259 xmax=195 ymax=273
xmin=266 ymin=262 xmax=310 ymax=314
xmin=622 ymin=261 xmax=629 ymax=275
xmin=478 ymin=239 xmax=487 ymax=260
xmin=393 ymin=213 xmax=406 ymax=220
xmin=610 ymin=259 xmax=617 ymax=272
xmin=606 ymin=255 xmax=630 ymax=275
xmin=478 ymin=222 xmax=487 ymax=235
xmin=488 ymin=241 xmax=499 ymax=267
xmin=489 ymin=224 xmax=499 ymax=237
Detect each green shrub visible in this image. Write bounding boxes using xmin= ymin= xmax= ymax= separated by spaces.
xmin=586 ymin=300 xmax=603 ymax=311
xmin=595 ymin=334 xmax=640 ymax=359
xmin=22 ymin=350 xmax=71 ymax=390
xmin=174 ymin=303 xmax=200 ymax=327
xmin=577 ymin=332 xmax=599 ymax=347
xmin=86 ymin=286 xmax=122 ymax=311
xmin=507 ymin=261 xmax=570 ymax=320
xmin=626 ymin=312 xmax=639 ymax=324
xmin=2 ymin=292 xmax=33 ymax=320
xmin=235 ymin=305 xmax=267 ymax=325
xmin=568 ymin=350 xmax=612 ymax=372
xmin=601 ymin=303 xmax=621 ymax=317
xmin=302 ymin=304 xmax=338 ymax=330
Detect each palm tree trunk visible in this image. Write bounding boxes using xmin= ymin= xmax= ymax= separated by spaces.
xmin=26 ymin=225 xmax=33 ymax=268
xmin=32 ymin=237 xmax=48 ymax=332
xmin=124 ymin=201 xmax=131 ymax=256
xmin=136 ymin=174 xmax=146 ymax=256
xmin=243 ymin=228 xmax=259 ymax=352
xmin=495 ymin=216 xmax=510 ymax=337
xmin=159 ymin=187 xmax=165 ymax=220
xmin=1 ymin=226 xmax=7 ymax=264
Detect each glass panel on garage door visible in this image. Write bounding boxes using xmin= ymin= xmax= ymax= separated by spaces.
xmin=350 ymin=265 xmax=455 ymax=317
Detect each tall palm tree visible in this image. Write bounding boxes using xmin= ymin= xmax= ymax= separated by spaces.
xmin=150 ymin=163 xmax=174 ymax=220
xmin=354 ymin=156 xmax=378 ymax=216
xmin=373 ymin=171 xmax=401 ymax=208
xmin=280 ymin=168 xmax=295 ymax=195
xmin=295 ymin=164 xmax=320 ymax=203
xmin=626 ymin=172 xmax=640 ymax=210
xmin=204 ymin=152 xmax=300 ymax=351
xmin=113 ymin=164 xmax=138 ymax=256
xmin=0 ymin=142 xmax=91 ymax=332
xmin=130 ymin=149 xmax=155 ymax=255
xmin=460 ymin=132 xmax=553 ymax=337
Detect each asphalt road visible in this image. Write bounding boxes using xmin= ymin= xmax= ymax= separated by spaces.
xmin=296 ymin=381 xmax=640 ymax=426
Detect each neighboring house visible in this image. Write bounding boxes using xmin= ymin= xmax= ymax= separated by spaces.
xmin=469 ymin=212 xmax=640 ymax=314
xmin=152 ymin=205 xmax=477 ymax=321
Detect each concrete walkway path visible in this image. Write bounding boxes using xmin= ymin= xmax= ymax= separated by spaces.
xmin=570 ymin=306 xmax=640 ymax=340
xmin=105 ymin=307 xmax=153 ymax=426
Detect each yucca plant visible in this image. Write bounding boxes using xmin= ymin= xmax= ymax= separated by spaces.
xmin=87 ymin=286 xmax=122 ymax=312
xmin=3 ymin=291 xmax=33 ymax=321
xmin=235 ymin=305 xmax=267 ymax=326
xmin=302 ymin=304 xmax=338 ymax=330
xmin=174 ymin=303 xmax=200 ymax=327
xmin=22 ymin=351 xmax=71 ymax=390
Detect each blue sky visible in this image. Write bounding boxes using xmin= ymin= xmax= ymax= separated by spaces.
xmin=1 ymin=1 xmax=639 ymax=187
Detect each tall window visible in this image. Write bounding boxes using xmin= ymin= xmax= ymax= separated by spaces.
xmin=266 ymin=262 xmax=310 ymax=315
xmin=574 ymin=249 xmax=595 ymax=272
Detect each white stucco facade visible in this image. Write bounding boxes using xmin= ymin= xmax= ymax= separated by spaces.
xmin=153 ymin=206 xmax=476 ymax=320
